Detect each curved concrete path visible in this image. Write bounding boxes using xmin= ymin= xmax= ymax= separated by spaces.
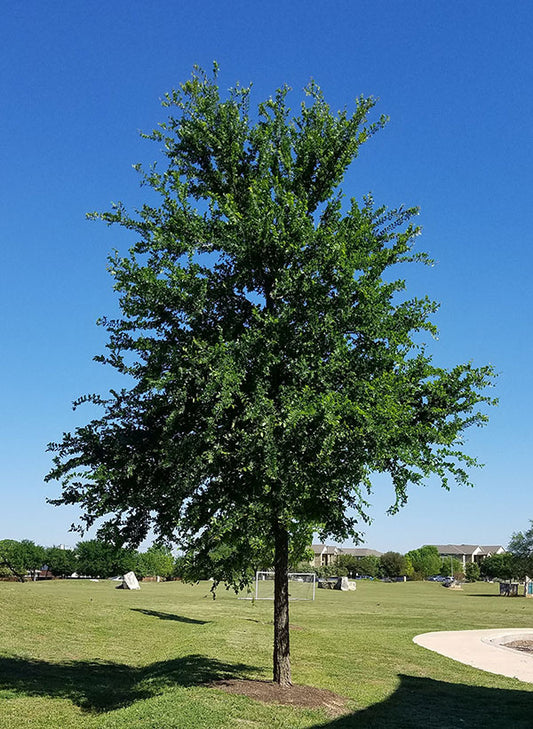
xmin=413 ymin=629 xmax=533 ymax=683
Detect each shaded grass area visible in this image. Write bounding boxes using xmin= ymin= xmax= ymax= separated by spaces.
xmin=0 ymin=653 xmax=256 ymax=712
xmin=314 ymin=675 xmax=533 ymax=729
xmin=1 ymin=579 xmax=533 ymax=727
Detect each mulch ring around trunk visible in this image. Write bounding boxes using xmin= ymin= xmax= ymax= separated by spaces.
xmin=504 ymin=640 xmax=533 ymax=654
xmin=210 ymin=679 xmax=350 ymax=717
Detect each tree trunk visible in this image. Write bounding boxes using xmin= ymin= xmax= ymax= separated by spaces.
xmin=273 ymin=521 xmax=291 ymax=686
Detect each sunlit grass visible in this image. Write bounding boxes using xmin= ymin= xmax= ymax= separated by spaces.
xmin=1 ymin=579 xmax=533 ymax=727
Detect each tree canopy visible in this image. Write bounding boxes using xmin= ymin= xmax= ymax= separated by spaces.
xmin=440 ymin=556 xmax=464 ymax=578
xmin=406 ymin=545 xmax=442 ymax=578
xmin=379 ymin=551 xmax=408 ymax=578
xmin=76 ymin=539 xmax=136 ymax=579
xmin=44 ymin=546 xmax=78 ymax=578
xmin=135 ymin=545 xmax=174 ymax=580
xmin=480 ymin=552 xmax=518 ymax=581
xmin=465 ymin=562 xmax=480 ymax=582
xmin=0 ymin=539 xmax=45 ymax=581
xmin=355 ymin=554 xmax=381 ymax=578
xmin=46 ymin=66 xmax=495 ymax=684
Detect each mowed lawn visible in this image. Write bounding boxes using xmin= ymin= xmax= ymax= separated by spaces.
xmin=2 ymin=579 xmax=533 ymax=728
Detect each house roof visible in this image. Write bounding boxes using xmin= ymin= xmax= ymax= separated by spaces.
xmin=311 ymin=544 xmax=382 ymax=557
xmin=433 ymin=544 xmax=505 ymax=556
xmin=434 ymin=545 xmax=482 ymax=556
xmin=311 ymin=544 xmax=339 ymax=554
xmin=340 ymin=548 xmax=383 ymax=557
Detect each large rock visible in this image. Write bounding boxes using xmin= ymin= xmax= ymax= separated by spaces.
xmin=116 ymin=571 xmax=141 ymax=590
xmin=336 ymin=576 xmax=351 ymax=591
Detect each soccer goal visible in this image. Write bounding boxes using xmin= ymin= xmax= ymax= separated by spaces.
xmin=239 ymin=571 xmax=316 ymax=601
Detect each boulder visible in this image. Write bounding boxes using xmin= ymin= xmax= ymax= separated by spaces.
xmin=336 ymin=576 xmax=350 ymax=591
xmin=116 ymin=571 xmax=141 ymax=590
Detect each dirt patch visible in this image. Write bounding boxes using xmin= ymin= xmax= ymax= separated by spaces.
xmin=211 ymin=679 xmax=349 ymax=716
xmin=504 ymin=640 xmax=533 ymax=654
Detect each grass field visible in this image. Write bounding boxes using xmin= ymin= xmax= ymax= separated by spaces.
xmin=2 ymin=579 xmax=533 ymax=728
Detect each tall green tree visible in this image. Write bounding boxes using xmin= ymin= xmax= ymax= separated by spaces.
xmin=76 ymin=539 xmax=136 ymax=578
xmin=334 ymin=554 xmax=359 ymax=577
xmin=44 ymin=546 xmax=78 ymax=578
xmin=46 ymin=66 xmax=495 ymax=686
xmin=406 ymin=545 xmax=442 ymax=578
xmin=379 ymin=551 xmax=408 ymax=578
xmin=0 ymin=540 xmax=28 ymax=580
xmin=439 ymin=556 xmax=464 ymax=578
xmin=0 ymin=540 xmax=45 ymax=581
xmin=135 ymin=545 xmax=174 ymax=580
xmin=480 ymin=552 xmax=517 ymax=581
xmin=355 ymin=554 xmax=380 ymax=578
xmin=465 ymin=562 xmax=480 ymax=582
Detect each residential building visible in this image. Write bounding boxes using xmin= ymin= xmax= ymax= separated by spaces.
xmin=434 ymin=544 xmax=505 ymax=571
xmin=311 ymin=544 xmax=382 ymax=568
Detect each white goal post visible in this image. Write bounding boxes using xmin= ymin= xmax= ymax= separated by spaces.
xmin=239 ymin=571 xmax=316 ymax=601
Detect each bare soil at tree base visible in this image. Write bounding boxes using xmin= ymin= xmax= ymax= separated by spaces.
xmin=211 ymin=679 xmax=349 ymax=717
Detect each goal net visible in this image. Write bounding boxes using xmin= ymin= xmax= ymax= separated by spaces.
xmin=239 ymin=571 xmax=316 ymax=601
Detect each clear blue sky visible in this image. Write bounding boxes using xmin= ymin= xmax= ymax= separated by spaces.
xmin=1 ymin=2 xmax=531 ymax=553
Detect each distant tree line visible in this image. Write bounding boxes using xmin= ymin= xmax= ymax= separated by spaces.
xmin=5 ymin=524 xmax=532 ymax=584
xmin=0 ymin=539 xmax=178 ymax=581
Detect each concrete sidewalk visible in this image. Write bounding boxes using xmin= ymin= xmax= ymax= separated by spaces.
xmin=413 ymin=629 xmax=533 ymax=683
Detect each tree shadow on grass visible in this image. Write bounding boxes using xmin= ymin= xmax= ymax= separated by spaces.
xmin=311 ymin=674 xmax=533 ymax=729
xmin=131 ymin=608 xmax=210 ymax=624
xmin=0 ymin=653 xmax=257 ymax=713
